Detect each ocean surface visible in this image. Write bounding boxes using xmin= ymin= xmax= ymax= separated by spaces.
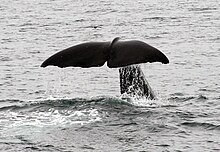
xmin=0 ymin=0 xmax=219 ymax=151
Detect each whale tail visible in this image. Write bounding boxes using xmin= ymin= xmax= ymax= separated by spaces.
xmin=41 ymin=38 xmax=169 ymax=99
xmin=41 ymin=37 xmax=169 ymax=68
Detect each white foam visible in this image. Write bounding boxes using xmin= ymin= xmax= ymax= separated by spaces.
xmin=120 ymin=93 xmax=171 ymax=108
xmin=1 ymin=108 xmax=102 ymax=129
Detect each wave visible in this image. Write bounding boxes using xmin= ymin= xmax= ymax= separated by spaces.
xmin=0 ymin=96 xmax=151 ymax=128
xmin=0 ymin=96 xmax=173 ymax=128
xmin=168 ymin=94 xmax=209 ymax=102
xmin=0 ymin=97 xmax=125 ymax=111
xmin=181 ymin=121 xmax=220 ymax=131
xmin=0 ymin=98 xmax=107 ymax=128
xmin=0 ymin=95 xmax=171 ymax=112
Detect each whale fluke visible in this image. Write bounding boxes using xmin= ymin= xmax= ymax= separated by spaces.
xmin=108 ymin=39 xmax=169 ymax=68
xmin=41 ymin=37 xmax=169 ymax=68
xmin=41 ymin=42 xmax=110 ymax=68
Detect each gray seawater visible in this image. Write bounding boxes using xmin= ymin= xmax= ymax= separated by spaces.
xmin=0 ymin=0 xmax=220 ymax=151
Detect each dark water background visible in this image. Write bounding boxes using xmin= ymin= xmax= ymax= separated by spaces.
xmin=0 ymin=0 xmax=220 ymax=151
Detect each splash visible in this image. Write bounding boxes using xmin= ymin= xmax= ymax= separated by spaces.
xmin=119 ymin=93 xmax=171 ymax=108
